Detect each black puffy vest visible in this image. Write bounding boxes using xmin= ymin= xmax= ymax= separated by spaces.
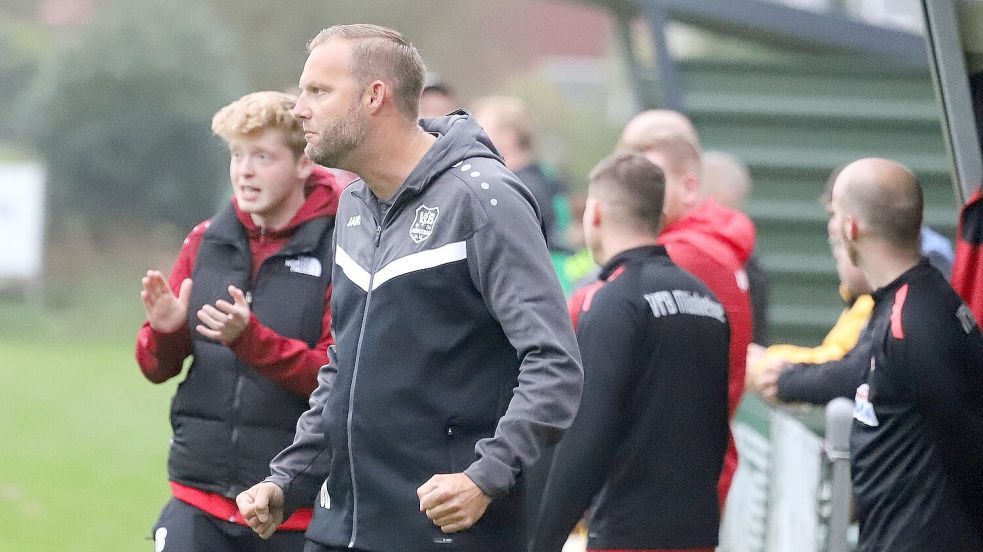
xmin=168 ymin=203 xmax=333 ymax=498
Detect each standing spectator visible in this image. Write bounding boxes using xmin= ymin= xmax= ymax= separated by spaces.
xmin=831 ymin=157 xmax=983 ymax=550
xmin=419 ymin=78 xmax=459 ymax=119
xmin=746 ymin=235 xmax=873 ymax=404
xmin=746 ymin=169 xmax=874 ymax=405
xmin=236 ymin=24 xmax=583 ymax=552
xmin=136 ymin=91 xmax=340 ymax=551
xmin=473 ymin=96 xmax=570 ymax=252
xmin=701 ymin=150 xmax=750 ymax=211
xmin=611 ymin=121 xmax=755 ymax=504
xmin=532 ymin=153 xmax=729 ymax=552
xmin=703 ymin=150 xmax=770 ymax=344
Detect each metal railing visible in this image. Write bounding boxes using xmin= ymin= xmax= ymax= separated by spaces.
xmin=720 ymin=395 xmax=856 ymax=552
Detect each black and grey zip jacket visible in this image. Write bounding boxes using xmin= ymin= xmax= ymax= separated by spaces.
xmin=265 ymin=111 xmax=584 ymax=552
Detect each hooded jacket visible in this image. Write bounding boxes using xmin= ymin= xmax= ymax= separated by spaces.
xmin=266 ymin=111 xmax=584 ymax=552
xmin=135 ymin=166 xmax=340 ymax=527
xmin=656 ymin=197 xmax=755 ymax=501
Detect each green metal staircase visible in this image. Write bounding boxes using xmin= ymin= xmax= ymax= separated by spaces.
xmin=678 ymin=52 xmax=957 ymax=345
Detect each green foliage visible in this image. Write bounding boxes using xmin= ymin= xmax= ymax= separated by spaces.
xmin=16 ymin=0 xmax=248 ymax=230
xmin=0 ymin=16 xmax=48 ymax=142
xmin=211 ymin=0 xmax=456 ymax=90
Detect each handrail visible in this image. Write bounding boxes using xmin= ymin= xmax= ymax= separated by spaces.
xmin=824 ymin=397 xmax=855 ymax=552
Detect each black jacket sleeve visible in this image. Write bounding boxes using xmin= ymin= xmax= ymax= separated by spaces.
xmin=901 ymin=292 xmax=983 ymax=526
xmin=776 ymin=328 xmax=871 ymax=405
xmin=529 ymin=292 xmax=637 ymax=552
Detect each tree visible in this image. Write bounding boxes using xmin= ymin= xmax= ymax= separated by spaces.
xmin=17 ymin=0 xmax=248 ymax=232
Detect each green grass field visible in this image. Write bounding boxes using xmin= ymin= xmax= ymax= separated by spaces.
xmin=0 ymin=237 xmax=181 ymax=551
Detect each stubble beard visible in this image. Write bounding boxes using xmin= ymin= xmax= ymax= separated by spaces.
xmin=307 ymin=101 xmax=368 ymax=170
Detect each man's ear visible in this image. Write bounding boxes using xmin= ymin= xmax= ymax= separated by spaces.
xmin=585 ymin=196 xmax=602 ymax=229
xmin=843 ymin=215 xmax=859 ymax=242
xmin=681 ymin=172 xmax=702 ymax=207
xmin=365 ymin=80 xmax=386 ymax=114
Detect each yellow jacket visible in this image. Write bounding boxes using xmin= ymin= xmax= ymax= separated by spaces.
xmin=762 ymin=293 xmax=874 ymax=365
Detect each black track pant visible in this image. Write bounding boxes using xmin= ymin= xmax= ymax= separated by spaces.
xmin=151 ymin=497 xmax=307 ymax=552
xmin=302 ymin=543 xmax=371 ymax=552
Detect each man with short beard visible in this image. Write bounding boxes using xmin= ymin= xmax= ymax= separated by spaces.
xmin=236 ymin=24 xmax=583 ymax=552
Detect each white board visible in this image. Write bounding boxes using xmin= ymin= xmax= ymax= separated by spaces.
xmin=0 ymin=162 xmax=46 ymax=280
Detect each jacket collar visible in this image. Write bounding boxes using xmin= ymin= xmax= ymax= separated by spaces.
xmin=351 ymin=110 xmax=502 ymax=208
xmin=599 ymin=245 xmax=668 ymax=280
xmin=203 ymin=201 xmax=333 ymax=258
xmin=871 ymin=257 xmax=933 ymax=302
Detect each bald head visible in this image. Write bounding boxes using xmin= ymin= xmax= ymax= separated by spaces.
xmin=834 ymin=158 xmax=922 ymax=251
xmin=618 ymin=109 xmax=701 ymax=152
xmin=702 ymin=150 xmax=751 ymax=209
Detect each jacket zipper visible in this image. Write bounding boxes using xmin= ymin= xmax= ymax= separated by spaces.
xmin=343 ymin=185 xmax=416 ymax=547
xmin=345 ymin=220 xmax=383 ymax=548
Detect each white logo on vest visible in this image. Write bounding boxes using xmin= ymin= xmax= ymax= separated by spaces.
xmin=285 ymin=256 xmax=322 ymax=277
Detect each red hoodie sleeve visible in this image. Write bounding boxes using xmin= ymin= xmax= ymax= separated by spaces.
xmin=227 ymin=285 xmax=332 ymax=396
xmin=135 ymin=223 xmax=208 ymax=383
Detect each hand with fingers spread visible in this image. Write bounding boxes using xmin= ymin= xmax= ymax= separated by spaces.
xmin=196 ymin=285 xmax=251 ymax=344
xmin=141 ymin=270 xmax=192 ymax=333
xmin=236 ymin=482 xmax=285 ymax=540
xmin=417 ymin=473 xmax=491 ymax=534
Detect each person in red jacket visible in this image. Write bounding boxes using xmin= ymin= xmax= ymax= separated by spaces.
xmin=572 ymin=114 xmax=755 ymax=507
xmin=633 ymin=129 xmax=754 ymax=505
xmin=136 ymin=91 xmax=341 ymax=552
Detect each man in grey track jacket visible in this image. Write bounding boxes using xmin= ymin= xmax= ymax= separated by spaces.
xmin=236 ymin=24 xmax=584 ymax=552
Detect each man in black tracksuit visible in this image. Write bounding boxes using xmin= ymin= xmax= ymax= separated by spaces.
xmin=530 ymin=153 xmax=730 ymax=552
xmin=830 ymin=158 xmax=983 ymax=551
xmin=236 ymin=25 xmax=584 ymax=552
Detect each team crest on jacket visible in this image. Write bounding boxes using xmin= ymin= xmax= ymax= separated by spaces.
xmin=853 ymin=382 xmax=879 ymax=427
xmin=410 ymin=205 xmax=440 ymax=243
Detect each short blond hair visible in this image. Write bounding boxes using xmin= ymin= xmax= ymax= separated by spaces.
xmin=211 ymin=91 xmax=306 ymax=157
xmin=472 ymin=96 xmax=535 ymax=152
xmin=307 ymin=24 xmax=425 ymax=120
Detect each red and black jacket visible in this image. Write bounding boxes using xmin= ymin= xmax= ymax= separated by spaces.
xmin=851 ymin=260 xmax=983 ymax=551
xmin=533 ymin=245 xmax=729 ymax=552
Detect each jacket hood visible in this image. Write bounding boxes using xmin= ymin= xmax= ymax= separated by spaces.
xmin=234 ymin=165 xmax=340 ymax=239
xmin=411 ymin=110 xmax=504 ymax=191
xmin=659 ymin=198 xmax=756 ymax=265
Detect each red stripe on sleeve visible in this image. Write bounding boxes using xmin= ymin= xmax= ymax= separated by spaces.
xmin=890 ymin=283 xmax=909 ymax=339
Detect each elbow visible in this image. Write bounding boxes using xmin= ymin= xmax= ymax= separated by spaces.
xmin=555 ymin=360 xmax=585 ymax=433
